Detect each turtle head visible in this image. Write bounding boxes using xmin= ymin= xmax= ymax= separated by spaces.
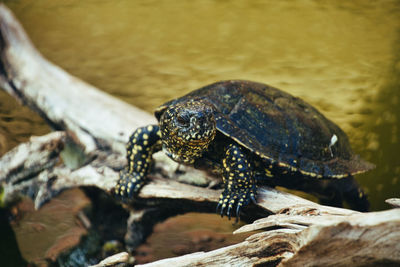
xmin=159 ymin=100 xmax=216 ymax=164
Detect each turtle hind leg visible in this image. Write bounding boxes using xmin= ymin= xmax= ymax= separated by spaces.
xmin=276 ymin=174 xmax=370 ymax=212
xmin=305 ymin=176 xmax=369 ymax=212
xmin=217 ymin=143 xmax=257 ymax=221
xmin=339 ymin=176 xmax=369 ymax=212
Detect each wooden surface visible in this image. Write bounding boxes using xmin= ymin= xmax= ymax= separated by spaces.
xmin=137 ymin=209 xmax=400 ymax=267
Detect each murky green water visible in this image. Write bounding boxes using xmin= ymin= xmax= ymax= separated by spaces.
xmin=1 ymin=0 xmax=399 ymax=264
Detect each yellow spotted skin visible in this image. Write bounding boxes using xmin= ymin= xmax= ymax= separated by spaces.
xmin=115 ymin=125 xmax=162 ymax=198
xmin=217 ymin=143 xmax=257 ymax=220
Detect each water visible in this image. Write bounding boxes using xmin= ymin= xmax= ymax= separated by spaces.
xmin=1 ymin=0 xmax=399 ymax=264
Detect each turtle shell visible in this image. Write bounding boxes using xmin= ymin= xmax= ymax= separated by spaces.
xmin=155 ymin=80 xmax=374 ymax=178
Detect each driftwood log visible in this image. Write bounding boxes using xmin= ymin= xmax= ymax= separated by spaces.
xmin=0 ymin=4 xmax=399 ymax=267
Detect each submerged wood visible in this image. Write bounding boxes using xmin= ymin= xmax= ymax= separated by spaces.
xmin=0 ymin=4 xmax=399 ymax=266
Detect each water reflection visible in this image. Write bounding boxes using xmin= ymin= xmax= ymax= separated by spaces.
xmin=0 ymin=90 xmax=50 ymax=155
xmin=360 ymin=55 xmax=400 ymax=210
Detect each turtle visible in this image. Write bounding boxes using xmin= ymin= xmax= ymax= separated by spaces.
xmin=115 ymin=80 xmax=375 ymax=219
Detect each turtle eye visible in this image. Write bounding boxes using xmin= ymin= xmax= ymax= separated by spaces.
xmin=176 ymin=114 xmax=190 ymax=127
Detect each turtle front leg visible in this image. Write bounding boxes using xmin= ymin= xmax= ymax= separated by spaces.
xmin=217 ymin=143 xmax=257 ymax=220
xmin=115 ymin=125 xmax=162 ymax=199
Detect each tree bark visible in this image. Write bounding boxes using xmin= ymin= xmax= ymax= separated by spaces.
xmin=0 ymin=4 xmax=399 ymax=267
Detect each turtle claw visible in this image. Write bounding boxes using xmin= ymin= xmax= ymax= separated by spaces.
xmin=250 ymin=194 xmax=257 ymax=205
xmin=216 ymin=192 xmax=241 ymax=221
xmin=227 ymin=205 xmax=232 ymax=220
xmin=216 ymin=186 xmax=257 ymax=220
xmin=220 ymin=205 xmax=226 ymax=218
xmin=216 ymin=202 xmax=222 ymax=213
xmin=216 ymin=202 xmax=226 ymax=218
xmin=236 ymin=204 xmax=242 ymax=220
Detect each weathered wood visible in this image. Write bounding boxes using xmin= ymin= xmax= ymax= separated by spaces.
xmin=137 ymin=209 xmax=400 ymax=267
xmin=89 ymin=252 xmax=130 ymax=267
xmin=279 ymin=209 xmax=400 ymax=267
xmin=0 ymin=131 xmax=66 ymax=208
xmin=0 ymin=131 xmax=65 ymax=185
xmin=0 ymin=4 xmax=399 ymax=267
xmin=386 ymin=198 xmax=400 ymax=208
